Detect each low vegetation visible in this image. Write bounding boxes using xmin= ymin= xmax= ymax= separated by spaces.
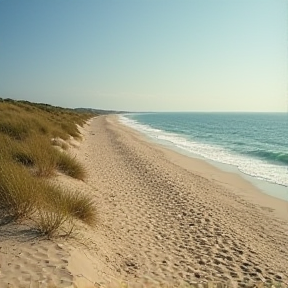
xmin=0 ymin=159 xmax=38 ymax=220
xmin=56 ymin=151 xmax=86 ymax=180
xmin=0 ymin=98 xmax=97 ymax=237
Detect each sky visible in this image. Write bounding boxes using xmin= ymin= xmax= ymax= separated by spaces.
xmin=0 ymin=0 xmax=287 ymax=112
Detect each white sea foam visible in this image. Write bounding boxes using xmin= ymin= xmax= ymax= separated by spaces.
xmin=119 ymin=115 xmax=288 ymax=187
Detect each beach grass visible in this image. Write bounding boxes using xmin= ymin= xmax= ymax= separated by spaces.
xmin=51 ymin=137 xmax=69 ymax=150
xmin=38 ymin=183 xmax=97 ymax=233
xmin=62 ymin=190 xmax=97 ymax=226
xmin=36 ymin=185 xmax=96 ymax=236
xmin=0 ymin=159 xmax=38 ymax=220
xmin=56 ymin=151 xmax=86 ymax=180
xmin=0 ymin=98 xmax=97 ymax=236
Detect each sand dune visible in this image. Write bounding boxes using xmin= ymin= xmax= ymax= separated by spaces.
xmin=1 ymin=115 xmax=288 ymax=287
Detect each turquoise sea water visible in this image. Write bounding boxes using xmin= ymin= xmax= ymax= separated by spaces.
xmin=120 ymin=113 xmax=288 ymax=194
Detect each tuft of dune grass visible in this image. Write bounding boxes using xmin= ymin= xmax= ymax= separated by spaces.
xmin=13 ymin=134 xmax=59 ymax=177
xmin=28 ymin=136 xmax=59 ymax=177
xmin=0 ymin=160 xmax=38 ymax=220
xmin=63 ymin=191 xmax=97 ymax=226
xmin=60 ymin=122 xmax=81 ymax=138
xmin=0 ymin=110 xmax=51 ymax=140
xmin=0 ymin=118 xmax=30 ymax=140
xmin=35 ymin=209 xmax=70 ymax=237
xmin=51 ymin=137 xmax=69 ymax=150
xmin=0 ymin=157 xmax=97 ymax=234
xmin=34 ymin=187 xmax=71 ymax=237
xmin=56 ymin=151 xmax=86 ymax=180
xmin=10 ymin=134 xmax=84 ymax=179
xmin=35 ymin=183 xmax=97 ymax=236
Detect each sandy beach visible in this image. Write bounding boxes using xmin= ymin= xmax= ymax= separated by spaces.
xmin=1 ymin=115 xmax=288 ymax=287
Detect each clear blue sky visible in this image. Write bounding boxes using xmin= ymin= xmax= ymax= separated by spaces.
xmin=0 ymin=0 xmax=287 ymax=112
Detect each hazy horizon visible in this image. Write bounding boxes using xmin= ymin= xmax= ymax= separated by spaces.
xmin=0 ymin=0 xmax=287 ymax=112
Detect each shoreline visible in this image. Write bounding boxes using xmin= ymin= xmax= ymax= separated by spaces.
xmin=118 ymin=113 xmax=288 ymax=202
xmin=116 ymin=115 xmax=288 ymax=222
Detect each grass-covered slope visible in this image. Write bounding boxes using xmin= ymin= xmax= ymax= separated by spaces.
xmin=0 ymin=98 xmax=97 ymax=237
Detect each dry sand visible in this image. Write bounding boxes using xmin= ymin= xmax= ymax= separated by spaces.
xmin=1 ymin=115 xmax=288 ymax=287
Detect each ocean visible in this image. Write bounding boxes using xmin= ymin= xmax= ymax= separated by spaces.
xmin=119 ymin=112 xmax=288 ymax=200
